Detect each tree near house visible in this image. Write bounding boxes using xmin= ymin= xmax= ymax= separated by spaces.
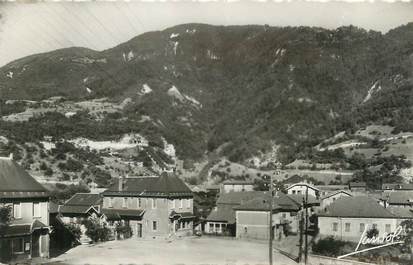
xmin=0 ymin=205 xmax=11 ymax=234
xmin=0 ymin=206 xmax=12 ymax=263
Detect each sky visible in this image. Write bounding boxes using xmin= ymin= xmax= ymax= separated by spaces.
xmin=0 ymin=1 xmax=413 ymax=67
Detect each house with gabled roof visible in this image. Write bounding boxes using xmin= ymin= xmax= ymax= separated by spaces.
xmin=381 ymin=191 xmax=413 ymax=208
xmin=101 ymin=173 xmax=194 ymax=239
xmin=318 ymin=196 xmax=413 ymax=242
xmin=58 ymin=193 xmax=102 ymax=224
xmin=319 ymin=190 xmax=352 ymax=212
xmin=204 ymin=191 xmax=267 ymax=236
xmin=0 ymin=155 xmax=50 ymax=263
xmin=234 ymin=192 xmax=302 ymax=240
xmin=286 ymin=182 xmax=320 ymax=198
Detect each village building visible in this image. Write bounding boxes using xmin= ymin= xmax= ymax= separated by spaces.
xmin=286 ymin=182 xmax=320 ymax=198
xmin=348 ymin=182 xmax=367 ymax=193
xmin=204 ymin=191 xmax=266 ymax=236
xmin=315 ymin=185 xmax=349 ymax=197
xmin=319 ymin=190 xmax=352 ymax=212
xmin=221 ymin=180 xmax=254 ymax=193
xmin=381 ymin=191 xmax=413 ymax=208
xmin=318 ymin=196 xmax=413 ymax=242
xmin=101 ymin=173 xmax=194 ymax=239
xmin=58 ymin=193 xmax=102 ymax=224
xmin=0 ymin=155 xmax=50 ymax=263
xmin=234 ymin=192 xmax=301 ymax=241
xmin=382 ymin=183 xmax=413 ymax=192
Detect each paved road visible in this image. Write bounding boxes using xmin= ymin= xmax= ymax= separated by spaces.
xmin=49 ymin=237 xmax=298 ymax=265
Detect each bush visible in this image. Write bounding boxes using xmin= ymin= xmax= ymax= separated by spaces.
xmin=312 ymin=237 xmax=347 ymax=257
xmin=82 ymin=219 xmax=111 ymax=242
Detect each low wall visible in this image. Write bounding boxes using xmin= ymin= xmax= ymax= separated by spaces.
xmin=308 ymin=255 xmax=376 ymax=265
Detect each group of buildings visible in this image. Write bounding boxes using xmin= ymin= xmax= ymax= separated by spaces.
xmin=2 ymin=151 xmax=413 ymax=263
xmin=0 ymin=154 xmax=194 ymax=263
xmin=204 ymin=180 xmax=413 ymax=243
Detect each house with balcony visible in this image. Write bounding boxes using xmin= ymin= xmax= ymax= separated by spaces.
xmin=101 ymin=173 xmax=194 ymax=239
xmin=0 ymin=155 xmax=50 ymax=263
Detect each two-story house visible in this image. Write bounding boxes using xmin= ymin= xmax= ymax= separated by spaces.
xmin=0 ymin=155 xmax=50 ymax=263
xmin=101 ymin=173 xmax=194 ymax=239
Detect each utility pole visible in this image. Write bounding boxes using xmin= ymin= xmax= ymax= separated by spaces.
xmin=269 ymin=171 xmax=273 ymax=265
xmin=269 ymin=164 xmax=282 ymax=265
xmin=304 ymin=186 xmax=309 ymax=265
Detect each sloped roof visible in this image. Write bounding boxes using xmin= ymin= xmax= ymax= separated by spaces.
xmin=59 ymin=205 xmax=98 ymax=214
xmin=103 ymin=173 xmax=192 ymax=198
xmin=65 ymin=193 xmax=101 ymax=206
xmin=319 ymin=196 xmax=396 ymax=218
xmin=349 ymin=182 xmax=366 ymax=188
xmin=223 ymin=180 xmax=254 ymax=185
xmin=387 ymin=207 xmax=413 ymax=219
xmin=288 ymin=194 xmax=319 ymax=206
xmin=286 ymin=182 xmax=319 ymax=191
xmin=321 ymin=190 xmax=352 ymax=200
xmin=0 ymin=158 xmax=48 ymax=198
xmin=206 ymin=204 xmax=236 ymax=223
xmin=216 ymin=191 xmax=268 ymax=205
xmin=382 ymin=183 xmax=413 ymax=191
xmin=101 ymin=208 xmax=144 ymax=220
xmin=234 ymin=192 xmax=301 ymax=212
xmin=385 ymin=191 xmax=413 ymax=205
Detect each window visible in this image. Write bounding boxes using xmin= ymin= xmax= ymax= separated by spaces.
xmin=122 ymin=198 xmax=128 ymax=208
xmin=292 ymin=190 xmax=296 ymax=194
xmin=186 ymin=199 xmax=191 ymax=208
xmin=138 ymin=198 xmax=142 ymax=208
xmin=297 ymin=190 xmax=302 ymax=194
xmin=179 ymin=199 xmax=183 ymax=209
xmin=108 ymin=197 xmax=113 ymax=208
xmin=209 ymin=223 xmax=214 ymax=231
xmin=171 ymin=200 xmax=175 ymax=209
xmin=33 ymin=202 xmax=41 ymax=217
xmin=152 ymin=199 xmax=156 ymax=209
xmin=360 ymin=223 xmax=365 ymax=233
xmin=152 ymin=221 xmax=157 ymax=231
xmin=385 ymin=224 xmax=391 ymax=233
xmin=333 ymin=222 xmax=338 ymax=232
xmin=244 ymin=226 xmax=248 ymax=233
xmin=345 ymin=223 xmax=351 ymax=232
xmin=13 ymin=203 xmax=21 ymax=219
xmin=282 ymin=213 xmax=287 ymax=218
xmin=12 ymin=238 xmax=23 ymax=253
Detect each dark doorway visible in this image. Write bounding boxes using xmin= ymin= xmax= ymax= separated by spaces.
xmin=32 ymin=231 xmax=40 ymax=258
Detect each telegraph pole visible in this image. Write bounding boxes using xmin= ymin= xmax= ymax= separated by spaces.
xmin=269 ymin=163 xmax=282 ymax=265
xmin=269 ymin=171 xmax=273 ymax=265
xmin=304 ymin=186 xmax=309 ymax=265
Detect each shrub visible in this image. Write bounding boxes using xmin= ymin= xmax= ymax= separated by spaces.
xmin=312 ymin=237 xmax=347 ymax=257
xmin=82 ymin=219 xmax=111 ymax=242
